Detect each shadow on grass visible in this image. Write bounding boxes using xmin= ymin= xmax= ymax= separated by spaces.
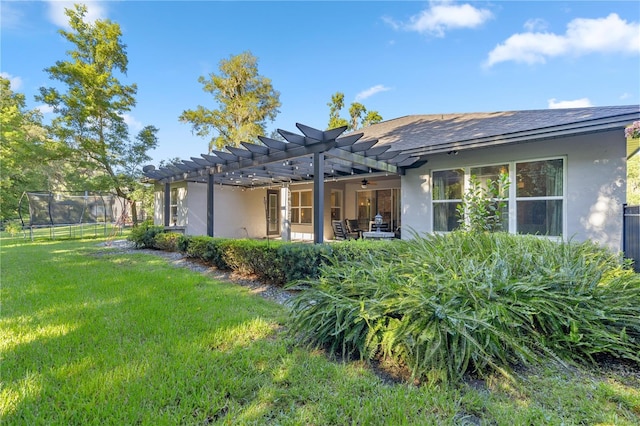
xmin=2 ymin=243 xmax=639 ymax=425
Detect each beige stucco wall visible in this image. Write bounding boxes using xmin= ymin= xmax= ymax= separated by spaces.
xmin=402 ymin=130 xmax=627 ymax=252
xmin=155 ymin=183 xmax=288 ymax=239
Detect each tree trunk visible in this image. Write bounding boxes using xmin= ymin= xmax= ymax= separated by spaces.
xmin=130 ymin=199 xmax=139 ymax=226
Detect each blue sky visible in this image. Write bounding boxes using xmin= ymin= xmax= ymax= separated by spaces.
xmin=2 ymin=1 xmax=639 ymax=164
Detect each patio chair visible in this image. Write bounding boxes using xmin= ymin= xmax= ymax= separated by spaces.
xmin=332 ymin=220 xmax=358 ymax=240
xmin=344 ymin=219 xmax=363 ymax=239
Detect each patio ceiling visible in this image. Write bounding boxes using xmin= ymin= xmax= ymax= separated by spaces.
xmin=142 ymin=123 xmax=421 ymax=187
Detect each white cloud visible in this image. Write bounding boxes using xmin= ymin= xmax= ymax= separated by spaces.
xmin=0 ymin=72 xmax=23 ymax=90
xmin=46 ymin=1 xmax=107 ymax=28
xmin=384 ymin=0 xmax=493 ymax=37
xmin=620 ymin=92 xmax=632 ymax=100
xmin=548 ymin=98 xmax=593 ymax=109
xmin=485 ymin=13 xmax=640 ymax=67
xmin=0 ymin=2 xmax=24 ymax=30
xmin=36 ymin=104 xmax=55 ymax=115
xmin=355 ymin=85 xmax=391 ymax=102
xmin=121 ymin=113 xmax=143 ymax=132
xmin=523 ymin=18 xmax=549 ymax=32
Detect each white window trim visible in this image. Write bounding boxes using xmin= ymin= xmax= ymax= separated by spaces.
xmin=431 ymin=156 xmax=567 ymax=239
xmin=331 ymin=189 xmax=343 ymax=221
xmin=291 ymin=189 xmax=313 ymax=226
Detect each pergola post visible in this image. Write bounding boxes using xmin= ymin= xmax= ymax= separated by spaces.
xmin=207 ymin=171 xmax=214 ymax=237
xmin=313 ymin=152 xmax=325 ymax=244
xmin=163 ymin=182 xmax=170 ymax=227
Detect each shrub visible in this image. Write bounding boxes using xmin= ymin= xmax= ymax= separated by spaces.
xmin=184 ymin=236 xmax=228 ymax=269
xmin=136 ymin=231 xmax=404 ymax=287
xmin=128 ymin=221 xmax=165 ymax=248
xmin=3 ymin=220 xmax=23 ymax=236
xmin=153 ymin=232 xmax=183 ymax=252
xmin=287 ymin=231 xmax=640 ymax=383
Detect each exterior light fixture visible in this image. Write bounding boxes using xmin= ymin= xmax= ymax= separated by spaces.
xmin=374 ymin=213 xmax=383 ymax=232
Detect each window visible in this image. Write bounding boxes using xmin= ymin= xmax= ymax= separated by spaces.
xmin=291 ymin=190 xmax=312 ymax=224
xmin=170 ymin=188 xmax=178 ymax=226
xmin=330 ymin=190 xmax=342 ymax=221
xmin=432 ymin=169 xmax=464 ymax=232
xmin=356 ymin=188 xmax=401 ymax=231
xmin=432 ymin=158 xmax=564 ymax=236
xmin=516 ymin=159 xmax=563 ymax=236
xmin=468 ymin=164 xmax=509 ymax=232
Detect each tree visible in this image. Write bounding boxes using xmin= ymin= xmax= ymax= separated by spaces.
xmin=327 ymin=92 xmax=383 ymax=131
xmin=179 ymin=51 xmax=281 ymax=152
xmin=36 ymin=4 xmax=158 ymax=225
xmin=0 ymin=77 xmax=63 ymax=220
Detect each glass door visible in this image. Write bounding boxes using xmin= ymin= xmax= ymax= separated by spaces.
xmin=267 ymin=190 xmax=280 ymax=236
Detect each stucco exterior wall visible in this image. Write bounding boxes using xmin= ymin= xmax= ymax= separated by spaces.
xmin=402 ymin=130 xmax=627 ymax=252
xmin=154 ymin=183 xmax=267 ymax=238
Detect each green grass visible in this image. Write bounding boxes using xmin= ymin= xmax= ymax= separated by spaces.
xmin=2 ymin=238 xmax=639 ymax=425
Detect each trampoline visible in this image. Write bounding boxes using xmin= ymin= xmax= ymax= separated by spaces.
xmin=18 ymin=191 xmax=127 ymax=240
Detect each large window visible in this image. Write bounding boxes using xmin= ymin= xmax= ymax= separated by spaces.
xmin=432 ymin=158 xmax=564 ymax=236
xmin=516 ymin=159 xmax=563 ymax=236
xmin=291 ymin=190 xmax=312 ymax=224
xmin=432 ymin=169 xmax=464 ymax=232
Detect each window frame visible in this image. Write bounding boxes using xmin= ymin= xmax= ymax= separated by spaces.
xmin=431 ymin=156 xmax=567 ymax=238
xmin=170 ymin=187 xmax=178 ymax=226
xmin=330 ymin=189 xmax=343 ymax=222
xmin=291 ymin=189 xmax=313 ymax=225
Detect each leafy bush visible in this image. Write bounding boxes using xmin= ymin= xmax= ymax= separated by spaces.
xmin=287 ymin=231 xmax=640 ymax=383
xmin=128 ymin=221 xmax=165 ymax=248
xmin=457 ymin=173 xmax=509 ymax=232
xmin=153 ymin=232 xmax=183 ymax=251
xmin=3 ymin=220 xmax=23 ymax=236
xmin=155 ymin=234 xmax=396 ymax=286
xmin=183 ymin=236 xmax=229 ymax=268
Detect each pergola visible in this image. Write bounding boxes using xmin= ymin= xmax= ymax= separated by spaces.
xmin=142 ymin=124 xmax=421 ymax=243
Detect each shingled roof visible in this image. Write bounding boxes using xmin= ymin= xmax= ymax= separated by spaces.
xmin=354 ymin=105 xmax=640 ymax=157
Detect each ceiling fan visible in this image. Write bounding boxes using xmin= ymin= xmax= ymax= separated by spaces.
xmin=361 ymin=179 xmax=377 ymax=189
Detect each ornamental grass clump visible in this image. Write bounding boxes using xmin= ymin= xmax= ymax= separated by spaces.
xmin=287 ymin=231 xmax=640 ymax=383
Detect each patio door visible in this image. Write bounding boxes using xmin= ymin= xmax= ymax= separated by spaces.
xmin=267 ymin=189 xmax=280 ymax=236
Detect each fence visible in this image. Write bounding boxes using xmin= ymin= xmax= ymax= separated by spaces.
xmin=623 ymin=204 xmax=640 ymax=272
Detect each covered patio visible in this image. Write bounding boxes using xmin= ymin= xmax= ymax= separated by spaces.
xmin=142 ymin=124 xmax=421 ymax=243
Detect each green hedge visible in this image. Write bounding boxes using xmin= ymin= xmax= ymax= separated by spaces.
xmin=128 ymin=228 xmax=395 ymax=286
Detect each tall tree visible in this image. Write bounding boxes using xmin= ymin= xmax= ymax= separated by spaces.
xmin=327 ymin=92 xmax=348 ymax=130
xmin=180 ymin=51 xmax=281 ymax=152
xmin=327 ymin=91 xmax=383 ymax=131
xmin=0 ymin=77 xmax=64 ymax=220
xmin=36 ymin=4 xmax=158 ymax=225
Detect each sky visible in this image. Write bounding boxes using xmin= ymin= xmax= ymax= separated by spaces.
xmin=2 ymin=0 xmax=639 ymax=165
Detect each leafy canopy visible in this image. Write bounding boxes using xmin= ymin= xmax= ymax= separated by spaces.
xmin=35 ymin=4 xmax=158 ymax=221
xmin=327 ymin=92 xmax=383 ymax=131
xmin=179 ymin=51 xmax=281 ymax=152
xmin=0 ymin=77 xmax=65 ymax=220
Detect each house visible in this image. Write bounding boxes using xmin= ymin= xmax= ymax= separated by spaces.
xmin=143 ymin=105 xmax=639 ymax=253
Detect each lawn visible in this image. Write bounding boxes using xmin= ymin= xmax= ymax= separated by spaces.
xmin=1 ymin=237 xmax=639 ymax=425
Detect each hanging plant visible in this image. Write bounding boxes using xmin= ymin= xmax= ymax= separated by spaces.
xmin=625 ymin=120 xmax=640 ymax=139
